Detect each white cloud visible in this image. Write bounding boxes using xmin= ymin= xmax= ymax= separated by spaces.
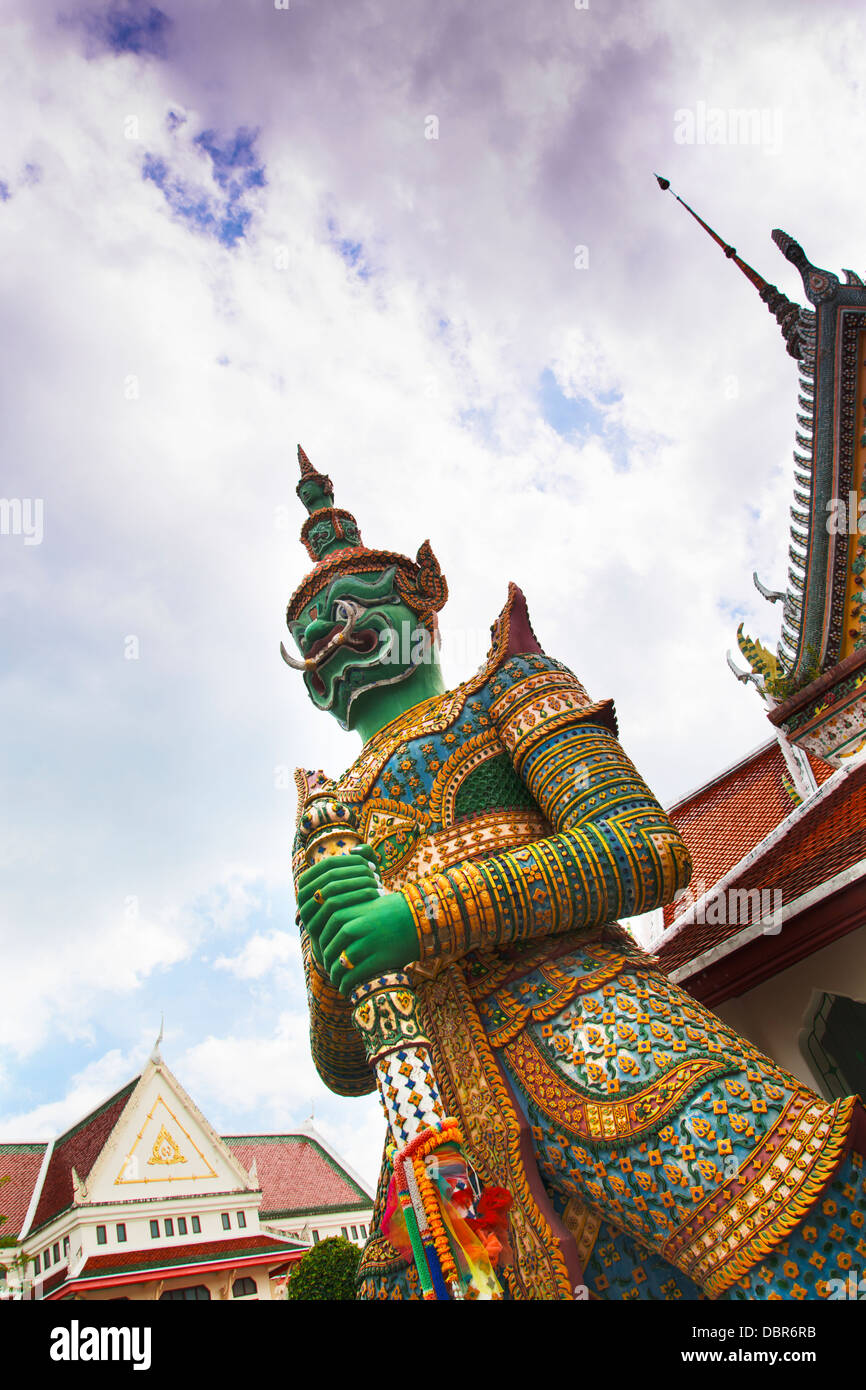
xmin=175 ymin=1014 xmax=384 ymax=1185
xmin=0 ymin=1048 xmax=141 ymax=1140
xmin=214 ymin=930 xmax=299 ymax=980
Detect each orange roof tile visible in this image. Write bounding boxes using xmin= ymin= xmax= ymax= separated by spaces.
xmin=658 ymin=760 xmax=866 ymax=975
xmin=664 ymin=742 xmax=833 ymax=927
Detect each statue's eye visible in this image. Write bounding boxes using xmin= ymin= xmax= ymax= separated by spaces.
xmin=334 ymin=599 xmax=362 ymax=625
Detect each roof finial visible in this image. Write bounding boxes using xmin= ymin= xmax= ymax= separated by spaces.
xmin=655 ymin=174 xmax=802 ymax=357
xmin=150 ymin=1013 xmax=164 ymax=1064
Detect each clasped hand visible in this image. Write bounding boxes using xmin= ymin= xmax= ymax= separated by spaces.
xmin=296 ymin=845 xmax=421 ymax=996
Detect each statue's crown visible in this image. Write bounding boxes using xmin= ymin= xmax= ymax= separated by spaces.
xmin=286 ymin=445 xmax=448 ymax=627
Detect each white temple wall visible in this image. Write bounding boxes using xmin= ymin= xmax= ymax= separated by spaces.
xmin=712 ymin=921 xmax=866 ymax=1094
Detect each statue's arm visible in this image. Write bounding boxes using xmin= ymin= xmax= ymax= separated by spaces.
xmin=401 ymin=660 xmax=692 ymax=964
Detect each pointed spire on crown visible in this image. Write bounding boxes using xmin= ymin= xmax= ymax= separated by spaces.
xmin=296 ymin=443 xmax=334 ymax=508
xmin=655 ymin=174 xmax=802 ymax=358
xmin=294 ymin=443 xmax=363 ymax=561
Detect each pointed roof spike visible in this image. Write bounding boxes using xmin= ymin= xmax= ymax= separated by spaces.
xmin=771 ymin=229 xmax=841 ymax=306
xmin=754 ymin=572 xmax=785 ymax=604
xmin=726 ymin=649 xmax=762 ymax=687
xmin=656 ymin=176 xmax=802 ymax=356
xmin=150 ymin=1014 xmax=164 ymax=1064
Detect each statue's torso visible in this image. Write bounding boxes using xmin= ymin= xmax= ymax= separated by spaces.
xmin=336 ymin=662 xmax=550 ymax=884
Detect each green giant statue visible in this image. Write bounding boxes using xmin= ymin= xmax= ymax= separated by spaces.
xmin=284 ymin=446 xmax=866 ymax=1301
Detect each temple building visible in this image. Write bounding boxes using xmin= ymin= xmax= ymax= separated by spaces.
xmin=0 ymin=1047 xmax=374 ymax=1301
xmin=632 ymin=185 xmax=866 ymax=1103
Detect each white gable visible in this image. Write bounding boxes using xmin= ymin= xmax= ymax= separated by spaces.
xmin=85 ymin=1059 xmax=255 ymax=1205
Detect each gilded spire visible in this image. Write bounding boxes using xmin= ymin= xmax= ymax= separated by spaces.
xmin=655 ymin=175 xmax=802 ymax=358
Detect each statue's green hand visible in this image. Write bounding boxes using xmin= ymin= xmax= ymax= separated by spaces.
xmin=321 ymin=891 xmax=420 ymax=997
xmin=296 ymin=847 xmax=419 ymax=990
xmin=297 ymin=847 xmax=381 ymax=966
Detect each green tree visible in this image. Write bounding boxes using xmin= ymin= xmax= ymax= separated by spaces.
xmin=285 ymin=1236 xmax=360 ymax=1301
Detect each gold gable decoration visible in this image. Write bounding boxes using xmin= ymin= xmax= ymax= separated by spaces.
xmin=148 ymin=1124 xmax=186 ymax=1167
xmin=115 ymin=1094 xmax=218 ymax=1185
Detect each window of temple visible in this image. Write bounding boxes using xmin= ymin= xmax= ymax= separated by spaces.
xmin=236 ymin=1211 xmax=246 ymax=1228
xmin=177 ymin=1217 xmax=187 ymax=1235
xmin=63 ymin=1237 xmax=69 ymax=1256
xmin=34 ymin=1255 xmax=41 ymax=1275
xmin=96 ymin=1227 xmax=106 ymax=1246
xmin=53 ymin=1241 xmax=61 ymax=1261
xmin=116 ymin=1223 xmax=127 ymax=1243
xmin=221 ymin=1213 xmax=231 ymax=1231
xmin=191 ymin=1216 xmax=201 ymax=1233
xmin=44 ymin=1247 xmax=50 ymax=1268
xmin=165 ymin=1219 xmax=174 ymax=1236
xmin=160 ymin=1284 xmax=211 ymax=1300
xmin=150 ymin=1220 xmax=160 ymax=1239
xmin=312 ymin=1230 xmax=319 ymax=1243
xmin=801 ymin=991 xmax=866 ymax=1100
xmin=341 ymin=1227 xmax=348 ymax=1238
xmin=232 ymin=1277 xmax=257 ymax=1298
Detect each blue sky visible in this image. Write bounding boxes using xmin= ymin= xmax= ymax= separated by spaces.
xmin=1 ymin=0 xmax=863 ymax=1183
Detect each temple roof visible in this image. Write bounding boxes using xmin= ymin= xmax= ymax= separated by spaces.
xmin=662 ymin=740 xmax=834 ymax=930
xmin=659 ymin=179 xmax=866 ymax=702
xmin=8 ymin=1067 xmax=372 ymax=1249
xmin=29 ymin=1079 xmax=139 ymax=1236
xmin=658 ymin=752 xmax=866 ymax=986
xmin=222 ymin=1132 xmax=373 ymax=1216
xmin=0 ymin=1142 xmax=48 ymax=1241
xmin=43 ymin=1233 xmax=303 ymax=1299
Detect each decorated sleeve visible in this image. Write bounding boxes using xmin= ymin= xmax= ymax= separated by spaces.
xmin=299 ymin=925 xmax=376 ymax=1097
xmin=401 ymin=656 xmax=692 ymax=963
xmin=292 ymin=798 xmax=376 ymax=1098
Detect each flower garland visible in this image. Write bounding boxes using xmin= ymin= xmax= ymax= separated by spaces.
xmin=387 ymin=1116 xmax=512 ymax=1300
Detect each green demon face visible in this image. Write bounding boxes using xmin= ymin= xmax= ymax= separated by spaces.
xmin=281 ymin=566 xmax=436 ymax=730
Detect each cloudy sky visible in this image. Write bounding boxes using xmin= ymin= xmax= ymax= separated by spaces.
xmin=1 ymin=0 xmax=862 ymax=1185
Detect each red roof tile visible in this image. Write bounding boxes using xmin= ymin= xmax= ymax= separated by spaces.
xmin=0 ymin=1144 xmax=47 ymax=1240
xmin=40 ymin=1267 xmax=69 ymax=1296
xmin=658 ymin=761 xmax=866 ymax=974
xmin=664 ymin=743 xmax=833 ymax=927
xmin=222 ymin=1135 xmax=370 ymax=1216
xmin=29 ymin=1078 xmax=138 ymax=1236
xmin=76 ymin=1233 xmax=298 ymax=1279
